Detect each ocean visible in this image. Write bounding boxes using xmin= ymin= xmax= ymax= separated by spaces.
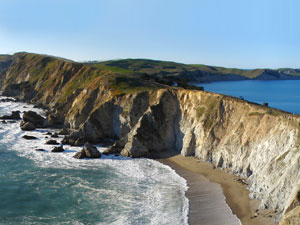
xmin=0 ymin=96 xmax=188 ymax=225
xmin=197 ymin=80 xmax=300 ymax=114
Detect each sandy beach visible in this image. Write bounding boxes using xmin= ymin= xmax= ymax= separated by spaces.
xmin=158 ymin=153 xmax=277 ymax=225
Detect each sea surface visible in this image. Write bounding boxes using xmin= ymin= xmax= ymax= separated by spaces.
xmin=0 ymin=96 xmax=188 ymax=225
xmin=197 ymin=80 xmax=300 ymax=114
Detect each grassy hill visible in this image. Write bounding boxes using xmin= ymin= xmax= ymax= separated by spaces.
xmin=1 ymin=52 xmax=300 ymax=103
xmin=88 ymin=58 xmax=300 ymax=80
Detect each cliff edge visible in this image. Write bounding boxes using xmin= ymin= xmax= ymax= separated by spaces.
xmin=1 ymin=52 xmax=300 ymax=224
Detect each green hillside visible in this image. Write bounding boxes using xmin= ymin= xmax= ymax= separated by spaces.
xmin=88 ymin=58 xmax=300 ymax=81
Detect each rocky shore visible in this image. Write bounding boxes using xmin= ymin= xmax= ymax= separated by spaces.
xmin=1 ymin=53 xmax=300 ymax=224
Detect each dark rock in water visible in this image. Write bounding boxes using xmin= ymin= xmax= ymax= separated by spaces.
xmin=36 ymin=148 xmax=46 ymax=152
xmin=23 ymin=111 xmax=45 ymax=127
xmin=11 ymin=111 xmax=21 ymax=119
xmin=68 ymin=138 xmax=76 ymax=146
xmin=1 ymin=120 xmax=7 ymax=124
xmin=73 ymin=137 xmax=85 ymax=146
xmin=20 ymin=121 xmax=36 ymax=131
xmin=22 ymin=135 xmax=38 ymax=140
xmin=51 ymin=132 xmax=59 ymax=138
xmin=82 ymin=142 xmax=101 ymax=158
xmin=33 ymin=103 xmax=45 ymax=109
xmin=0 ymin=111 xmax=21 ymax=120
xmin=73 ymin=143 xmax=101 ymax=159
xmin=73 ymin=151 xmax=86 ymax=159
xmin=0 ymin=97 xmax=15 ymax=102
xmin=45 ymin=132 xmax=52 ymax=135
xmin=103 ymin=139 xmax=125 ymax=155
xmin=51 ymin=146 xmax=64 ymax=152
xmin=45 ymin=139 xmax=59 ymax=145
xmin=61 ymin=136 xmax=69 ymax=145
xmin=61 ymin=134 xmax=85 ymax=146
xmin=7 ymin=120 xmax=17 ymax=124
xmin=58 ymin=128 xmax=69 ymax=135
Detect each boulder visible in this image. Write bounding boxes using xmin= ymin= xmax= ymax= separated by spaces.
xmin=61 ymin=135 xmax=85 ymax=146
xmin=68 ymin=138 xmax=76 ymax=146
xmin=0 ymin=111 xmax=21 ymax=120
xmin=73 ymin=151 xmax=86 ymax=159
xmin=103 ymin=138 xmax=126 ymax=155
xmin=20 ymin=121 xmax=36 ymax=131
xmin=51 ymin=146 xmax=64 ymax=153
xmin=0 ymin=97 xmax=15 ymax=102
xmin=22 ymin=135 xmax=38 ymax=140
xmin=36 ymin=149 xmax=46 ymax=152
xmin=51 ymin=132 xmax=59 ymax=138
xmin=22 ymin=111 xmax=45 ymax=127
xmin=45 ymin=139 xmax=59 ymax=145
xmin=61 ymin=136 xmax=70 ymax=145
xmin=73 ymin=137 xmax=85 ymax=146
xmin=82 ymin=142 xmax=101 ymax=158
xmin=58 ymin=128 xmax=69 ymax=135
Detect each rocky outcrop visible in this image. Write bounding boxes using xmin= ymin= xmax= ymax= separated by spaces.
xmin=51 ymin=146 xmax=64 ymax=152
xmin=45 ymin=140 xmax=59 ymax=145
xmin=73 ymin=143 xmax=101 ymax=159
xmin=22 ymin=111 xmax=45 ymax=127
xmin=2 ymin=52 xmax=300 ymax=224
xmin=22 ymin=135 xmax=38 ymax=140
xmin=79 ymin=88 xmax=300 ymax=224
xmin=20 ymin=121 xmax=36 ymax=131
xmin=0 ymin=111 xmax=21 ymax=120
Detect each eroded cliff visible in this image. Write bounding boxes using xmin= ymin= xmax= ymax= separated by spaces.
xmin=1 ymin=53 xmax=300 ymax=224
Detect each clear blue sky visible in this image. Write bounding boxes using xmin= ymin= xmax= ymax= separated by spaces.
xmin=0 ymin=0 xmax=299 ymax=68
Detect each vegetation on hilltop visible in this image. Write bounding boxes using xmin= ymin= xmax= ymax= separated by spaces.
xmin=1 ymin=52 xmax=300 ymax=104
xmin=89 ymin=58 xmax=300 ymax=80
xmin=1 ymin=53 xmax=167 ymax=103
xmin=0 ymin=54 xmax=13 ymax=62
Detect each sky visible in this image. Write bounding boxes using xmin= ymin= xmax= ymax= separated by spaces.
xmin=0 ymin=0 xmax=300 ymax=68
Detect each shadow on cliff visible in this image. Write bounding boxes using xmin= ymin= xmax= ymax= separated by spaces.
xmin=150 ymin=90 xmax=185 ymax=159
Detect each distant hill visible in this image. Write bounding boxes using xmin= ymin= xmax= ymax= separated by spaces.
xmin=1 ymin=52 xmax=300 ymax=96
xmin=87 ymin=58 xmax=300 ymax=83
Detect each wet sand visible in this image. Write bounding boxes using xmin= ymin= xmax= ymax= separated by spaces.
xmin=158 ymin=153 xmax=277 ymax=225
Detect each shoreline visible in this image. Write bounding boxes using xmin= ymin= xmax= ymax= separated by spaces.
xmin=157 ymin=152 xmax=277 ymax=225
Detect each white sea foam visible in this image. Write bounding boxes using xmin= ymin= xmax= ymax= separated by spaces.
xmin=0 ymin=97 xmax=189 ymax=225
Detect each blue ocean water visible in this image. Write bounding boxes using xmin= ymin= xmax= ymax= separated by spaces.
xmin=0 ymin=97 xmax=188 ymax=225
xmin=198 ymin=80 xmax=300 ymax=114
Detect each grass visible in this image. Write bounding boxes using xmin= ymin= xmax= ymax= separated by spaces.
xmin=248 ymin=112 xmax=264 ymax=116
xmin=91 ymin=64 xmax=135 ymax=75
xmin=6 ymin=52 xmax=300 ymax=108
xmin=266 ymin=109 xmax=280 ymax=116
xmin=188 ymin=64 xmax=265 ymax=78
xmin=196 ymin=106 xmax=206 ymax=118
xmin=91 ymin=58 xmax=300 ymax=81
xmin=0 ymin=54 xmax=12 ymax=62
xmin=199 ymin=97 xmax=221 ymax=131
xmin=109 ymin=76 xmax=161 ymax=95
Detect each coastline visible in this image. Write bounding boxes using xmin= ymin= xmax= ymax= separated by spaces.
xmin=157 ymin=152 xmax=277 ymax=225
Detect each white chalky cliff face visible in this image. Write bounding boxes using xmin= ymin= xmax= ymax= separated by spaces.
xmin=103 ymin=89 xmax=300 ymax=224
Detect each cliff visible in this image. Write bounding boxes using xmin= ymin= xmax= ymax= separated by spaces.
xmin=1 ymin=52 xmax=300 ymax=224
